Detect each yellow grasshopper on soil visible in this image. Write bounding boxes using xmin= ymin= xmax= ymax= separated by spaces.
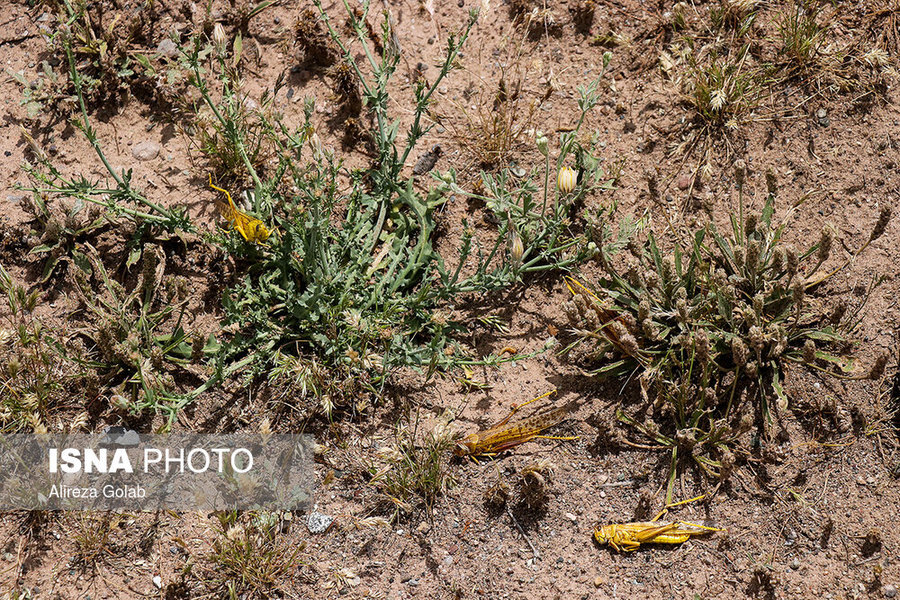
xmin=593 ymin=494 xmax=723 ymax=552
xmin=453 ymin=390 xmax=577 ymax=461
xmin=209 ymin=175 xmax=271 ymax=244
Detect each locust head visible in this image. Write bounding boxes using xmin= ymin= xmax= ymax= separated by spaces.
xmin=593 ymin=525 xmax=613 ymax=546
xmin=453 ymin=433 xmax=479 ymax=457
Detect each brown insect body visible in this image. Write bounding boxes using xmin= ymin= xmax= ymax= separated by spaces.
xmin=454 ymin=398 xmax=570 ymax=458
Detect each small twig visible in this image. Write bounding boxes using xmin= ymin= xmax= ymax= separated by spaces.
xmin=506 ymin=505 xmax=540 ymax=560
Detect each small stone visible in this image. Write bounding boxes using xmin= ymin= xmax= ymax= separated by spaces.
xmin=132 ymin=141 xmax=160 ymax=161
xmin=306 ymin=510 xmax=334 ymax=534
xmin=416 ymin=521 xmax=431 ymax=534
xmin=676 ymin=174 xmax=692 ymax=190
xmin=790 ymin=557 xmax=800 ymax=570
xmin=157 ymin=39 xmax=179 ymax=59
xmin=152 ymin=575 xmax=162 ymax=589
xmin=594 ymin=576 xmax=604 ymax=587
xmin=564 ymin=513 xmax=578 ymax=523
xmin=883 ymin=584 xmax=897 ymax=598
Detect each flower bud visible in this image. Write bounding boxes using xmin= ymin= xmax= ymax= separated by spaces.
xmin=536 ymin=130 xmax=549 ymax=157
xmin=557 ymin=166 xmax=577 ymax=194
xmin=212 ymin=23 xmax=227 ymax=54
xmin=509 ymin=229 xmax=524 ymax=266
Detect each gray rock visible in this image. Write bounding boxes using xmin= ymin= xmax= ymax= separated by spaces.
xmin=132 ymin=141 xmax=160 ymax=161
xmin=884 ymin=584 xmax=897 ymax=598
xmin=157 ymin=39 xmax=179 ymax=59
xmin=306 ymin=510 xmax=334 ymax=533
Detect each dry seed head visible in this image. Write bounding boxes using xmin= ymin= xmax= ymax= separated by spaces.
xmin=791 ymin=279 xmax=805 ymax=304
xmin=483 ymin=480 xmax=510 ymax=507
xmin=644 ymin=269 xmax=659 ymax=290
xmin=563 ymin=299 xmax=580 ymax=324
xmin=150 ymin=346 xmax=164 ymax=370
xmin=744 ymin=211 xmax=757 ymax=235
xmin=785 ymin=245 xmax=798 ymax=278
xmin=748 ymin=326 xmax=765 ymax=351
xmin=609 ymin=321 xmax=639 ymax=354
xmin=191 ymin=332 xmax=205 ymax=362
xmin=627 ymin=266 xmax=643 ymax=289
xmin=828 ymin=299 xmax=848 ymax=325
xmin=713 ymin=268 xmax=728 ymax=288
xmin=695 ymin=329 xmax=710 ymax=364
xmin=771 ymin=246 xmax=785 ymax=273
xmin=752 ymin=293 xmax=764 ymax=318
xmin=869 ymin=353 xmax=888 ymax=380
xmin=6 ymin=356 xmax=20 ymax=379
xmin=642 ymin=319 xmax=658 ymax=340
xmin=733 ymin=245 xmax=745 ymax=268
xmin=675 ymin=428 xmax=696 ymax=450
xmin=620 ymin=312 xmax=637 ymax=331
xmin=731 ymin=337 xmax=749 ymax=366
xmin=676 ymin=297 xmax=689 ymax=323
xmin=662 ymin=256 xmax=676 ymax=283
xmin=719 ymin=446 xmax=735 ymax=479
xmin=869 ymin=207 xmax=892 ymax=242
xmin=22 ymin=392 xmax=39 ymax=411
xmin=746 ymin=240 xmax=760 ymax=272
xmin=745 ymin=360 xmax=758 ymax=378
xmin=803 ymin=339 xmax=816 ymax=363
xmin=765 ymin=169 xmax=777 ymax=195
xmin=817 ymin=225 xmax=834 ymax=264
xmin=627 ymin=238 xmax=643 ymax=258
xmin=638 ymin=299 xmax=650 ymax=322
xmin=572 ymin=293 xmax=589 ymax=317
xmin=734 ymin=159 xmax=746 ymax=189
xmin=772 ymin=326 xmax=787 ymax=357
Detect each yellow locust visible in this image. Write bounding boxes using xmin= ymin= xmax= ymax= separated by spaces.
xmin=208 ymin=175 xmax=271 ymax=244
xmin=454 ymin=390 xmax=576 ymax=460
xmin=594 ymin=495 xmax=722 ymax=552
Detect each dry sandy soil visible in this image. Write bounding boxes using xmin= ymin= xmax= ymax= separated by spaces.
xmin=0 ymin=0 xmax=899 ymax=598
